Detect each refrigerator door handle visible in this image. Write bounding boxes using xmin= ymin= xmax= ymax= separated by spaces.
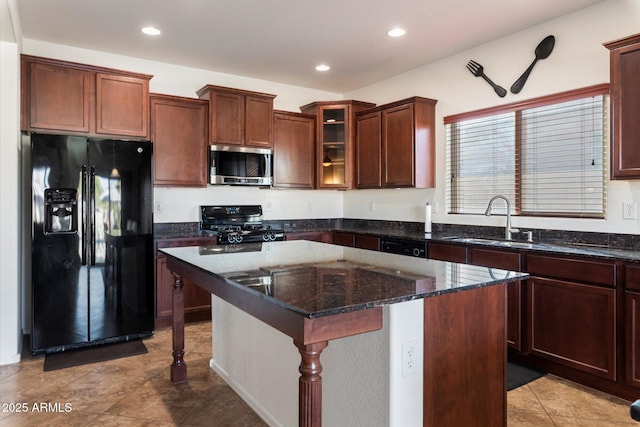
xmin=81 ymin=165 xmax=87 ymax=266
xmin=90 ymin=166 xmax=96 ymax=266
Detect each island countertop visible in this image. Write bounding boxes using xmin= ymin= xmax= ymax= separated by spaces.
xmin=159 ymin=240 xmax=527 ymax=319
xmin=161 ymin=240 xmax=527 ymax=426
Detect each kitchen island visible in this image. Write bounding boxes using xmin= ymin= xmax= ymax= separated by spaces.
xmin=160 ymin=240 xmax=526 ymax=426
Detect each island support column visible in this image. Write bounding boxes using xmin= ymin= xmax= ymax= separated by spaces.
xmin=423 ymin=283 xmax=507 ymax=427
xmin=295 ymin=340 xmax=329 ymax=427
xmin=171 ymin=273 xmax=187 ymax=383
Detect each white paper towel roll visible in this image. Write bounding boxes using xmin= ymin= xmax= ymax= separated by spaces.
xmin=425 ymin=203 xmax=432 ymax=233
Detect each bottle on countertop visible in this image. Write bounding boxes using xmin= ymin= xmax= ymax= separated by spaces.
xmin=425 ymin=202 xmax=432 ymax=234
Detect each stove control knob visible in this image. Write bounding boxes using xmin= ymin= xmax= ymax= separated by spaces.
xmin=412 ymin=248 xmax=422 ymax=257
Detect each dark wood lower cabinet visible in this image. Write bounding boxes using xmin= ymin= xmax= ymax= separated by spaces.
xmin=285 ymin=231 xmax=332 ymax=243
xmin=332 ymin=231 xmax=355 ymax=247
xmin=426 ymin=242 xmax=468 ymax=263
xmin=331 ymin=231 xmax=379 ymax=250
xmin=506 ymin=281 xmax=522 ymax=352
xmin=526 ymin=276 xmax=616 ymax=380
xmin=626 ymin=291 xmax=640 ymax=388
xmin=354 ymin=234 xmax=379 ymax=251
xmin=469 ymin=247 xmax=522 ymax=352
xmin=429 ymin=242 xmax=640 ymax=399
xmin=155 ymin=238 xmax=214 ymax=328
xmin=154 ymin=233 xmax=640 ymax=401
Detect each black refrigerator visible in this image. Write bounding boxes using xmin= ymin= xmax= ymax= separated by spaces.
xmin=29 ymin=133 xmax=154 ymax=354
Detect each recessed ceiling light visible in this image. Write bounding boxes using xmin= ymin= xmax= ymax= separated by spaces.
xmin=387 ymin=28 xmax=406 ymax=38
xmin=141 ymin=26 xmax=161 ymax=36
xmin=315 ymin=64 xmax=330 ymax=72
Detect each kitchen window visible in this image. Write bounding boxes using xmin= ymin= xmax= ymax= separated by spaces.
xmin=444 ymin=84 xmax=609 ymax=218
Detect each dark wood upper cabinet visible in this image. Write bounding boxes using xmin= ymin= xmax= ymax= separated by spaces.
xmin=246 ymin=95 xmax=275 ymax=147
xmin=605 ymin=33 xmax=640 ymax=179
xmin=21 ymin=55 xmax=152 ymax=139
xmin=300 ymin=100 xmax=376 ymax=190
xmin=355 ymin=96 xmax=437 ymax=189
xmin=27 ymin=61 xmax=92 ymax=133
xmin=96 ymin=73 xmax=149 ymax=138
xmin=197 ymin=85 xmax=276 ymax=148
xmin=382 ymin=102 xmax=416 ymax=187
xmin=272 ymin=111 xmax=316 ymax=189
xmin=150 ymin=94 xmax=209 ymax=187
xmin=355 ymin=110 xmax=382 ymax=188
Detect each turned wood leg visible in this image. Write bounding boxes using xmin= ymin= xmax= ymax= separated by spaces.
xmin=171 ymin=272 xmax=187 ymax=383
xmin=294 ymin=340 xmax=328 ymax=427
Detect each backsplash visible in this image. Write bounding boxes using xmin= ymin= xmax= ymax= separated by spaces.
xmin=154 ymin=222 xmax=201 ymax=239
xmin=433 ymin=223 xmax=640 ymax=251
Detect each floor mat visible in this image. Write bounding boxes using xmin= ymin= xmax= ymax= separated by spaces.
xmin=43 ymin=340 xmax=148 ymax=371
xmin=507 ymin=361 xmax=547 ymax=391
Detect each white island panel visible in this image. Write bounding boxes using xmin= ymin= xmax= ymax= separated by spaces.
xmin=210 ymin=295 xmax=424 ymax=426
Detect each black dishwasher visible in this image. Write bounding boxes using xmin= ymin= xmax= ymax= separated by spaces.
xmin=380 ymin=237 xmax=427 ymax=258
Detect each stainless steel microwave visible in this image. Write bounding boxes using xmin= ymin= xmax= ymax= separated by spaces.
xmin=209 ymin=145 xmax=272 ymax=186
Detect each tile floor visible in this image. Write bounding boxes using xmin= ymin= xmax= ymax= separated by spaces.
xmin=0 ymin=321 xmax=635 ymax=426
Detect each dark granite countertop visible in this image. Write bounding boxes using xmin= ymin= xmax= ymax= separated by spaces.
xmin=323 ymin=226 xmax=640 ymax=262
xmin=424 ymin=234 xmax=640 ymax=262
xmin=160 ymin=240 xmax=525 ymax=319
xmin=154 ymin=220 xmax=640 ymax=262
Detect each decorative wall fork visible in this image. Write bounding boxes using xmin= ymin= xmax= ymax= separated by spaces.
xmin=466 ymin=60 xmax=507 ymax=97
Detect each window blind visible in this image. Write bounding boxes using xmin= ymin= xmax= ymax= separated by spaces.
xmin=445 ymin=85 xmax=608 ymax=218
xmin=520 ymin=96 xmax=606 ymax=216
xmin=447 ymin=112 xmax=516 ymax=215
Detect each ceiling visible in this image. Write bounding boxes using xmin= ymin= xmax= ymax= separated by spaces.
xmin=14 ymin=0 xmax=604 ymax=93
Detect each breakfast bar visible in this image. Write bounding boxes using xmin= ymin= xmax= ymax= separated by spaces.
xmin=161 ymin=240 xmax=527 ymax=426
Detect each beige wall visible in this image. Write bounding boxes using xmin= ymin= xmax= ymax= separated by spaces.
xmin=0 ymin=0 xmax=21 ymax=364
xmin=344 ymin=0 xmax=640 ymax=234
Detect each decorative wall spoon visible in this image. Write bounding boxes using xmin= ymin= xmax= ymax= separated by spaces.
xmin=510 ymin=35 xmax=555 ymax=94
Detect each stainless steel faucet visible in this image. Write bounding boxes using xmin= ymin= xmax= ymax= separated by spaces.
xmin=484 ymin=195 xmax=518 ymax=240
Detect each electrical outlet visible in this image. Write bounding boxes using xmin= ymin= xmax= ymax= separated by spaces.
xmin=368 ymin=201 xmax=375 ymax=212
xmin=623 ymin=202 xmax=637 ymax=220
xmin=154 ymin=201 xmax=163 ymax=214
xmin=401 ymin=340 xmax=419 ymax=377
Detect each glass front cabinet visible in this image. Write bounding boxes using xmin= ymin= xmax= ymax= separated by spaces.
xmin=301 ymin=100 xmax=375 ymax=189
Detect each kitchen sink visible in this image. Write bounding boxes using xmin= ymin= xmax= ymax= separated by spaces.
xmin=442 ymin=237 xmax=539 ymax=249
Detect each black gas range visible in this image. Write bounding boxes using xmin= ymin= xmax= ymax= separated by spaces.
xmin=200 ymin=205 xmax=284 ymax=244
